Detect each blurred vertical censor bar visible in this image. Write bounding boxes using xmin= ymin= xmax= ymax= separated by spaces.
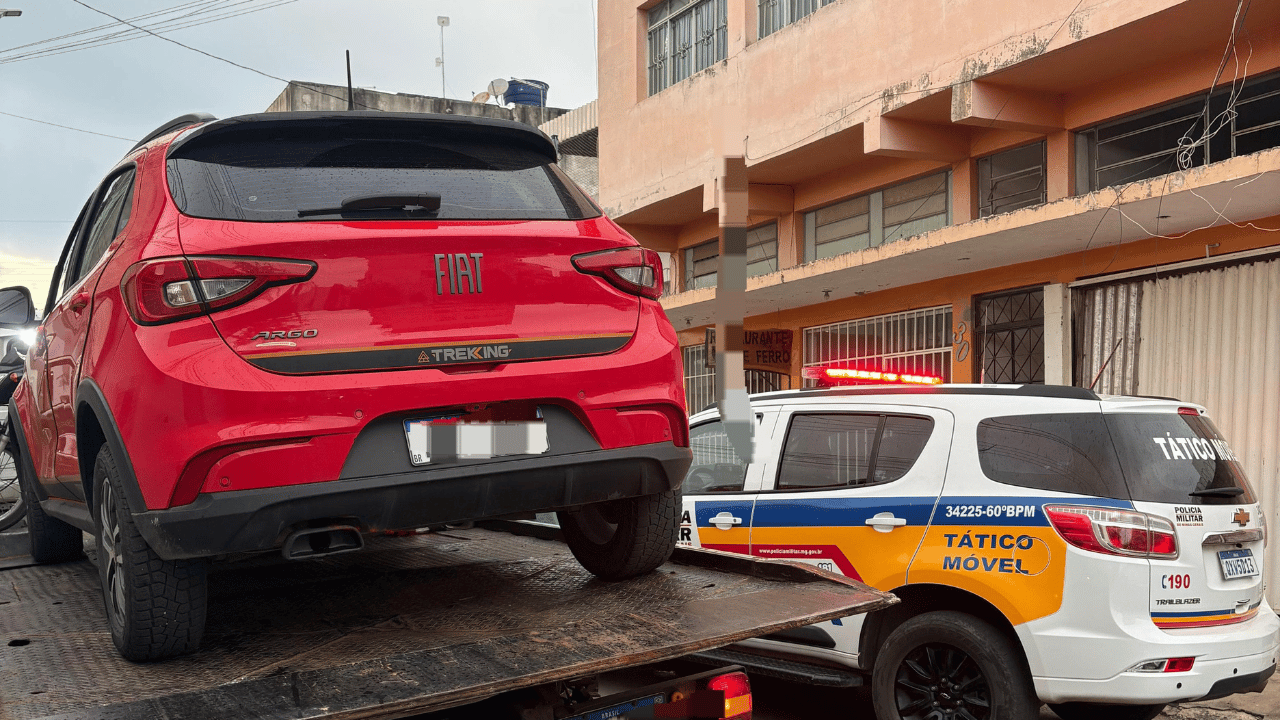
xmin=715 ymin=155 xmax=754 ymax=463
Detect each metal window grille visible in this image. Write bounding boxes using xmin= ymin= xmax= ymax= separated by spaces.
xmin=683 ymin=223 xmax=778 ymax=291
xmin=804 ymin=172 xmax=949 ymax=261
xmin=758 ymin=0 xmax=836 ymax=38
xmin=1231 ymin=72 xmax=1280 ymax=157
xmin=648 ymin=0 xmax=728 ymax=96
xmin=1077 ymin=70 xmax=1280 ymax=193
xmin=746 ymin=369 xmax=789 ymax=393
xmin=978 ymin=142 xmax=1046 ymax=217
xmin=802 ymin=306 xmax=953 ymax=387
xmin=683 ymin=344 xmax=716 ymax=412
xmin=975 ymin=287 xmax=1045 ymax=384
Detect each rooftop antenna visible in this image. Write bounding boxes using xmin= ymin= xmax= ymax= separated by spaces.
xmin=471 ymin=91 xmax=491 ymax=104
xmin=345 ymin=50 xmax=353 ymax=110
xmin=436 ymin=16 xmax=450 ymax=98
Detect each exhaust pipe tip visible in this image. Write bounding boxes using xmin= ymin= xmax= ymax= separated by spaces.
xmin=283 ymin=525 xmax=364 ymax=560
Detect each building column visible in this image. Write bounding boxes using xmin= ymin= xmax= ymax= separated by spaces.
xmin=1046 ymin=130 xmax=1075 ymax=202
xmin=1043 ymin=283 xmax=1072 ymax=385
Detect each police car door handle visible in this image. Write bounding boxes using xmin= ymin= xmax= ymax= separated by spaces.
xmin=865 ymin=512 xmax=907 ymax=533
xmin=710 ymin=511 xmax=743 ymax=530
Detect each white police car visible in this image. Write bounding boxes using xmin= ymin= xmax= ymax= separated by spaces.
xmin=681 ymin=382 xmax=1278 ymax=720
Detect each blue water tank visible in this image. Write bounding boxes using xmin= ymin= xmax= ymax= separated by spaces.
xmin=504 ymin=79 xmax=549 ymax=107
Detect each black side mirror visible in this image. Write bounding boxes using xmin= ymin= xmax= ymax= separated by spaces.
xmin=0 ymin=286 xmax=35 ymax=328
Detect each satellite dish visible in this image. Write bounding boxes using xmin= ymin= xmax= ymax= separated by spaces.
xmin=472 ymin=91 xmax=491 ymax=104
xmin=487 ymin=79 xmax=509 ymax=99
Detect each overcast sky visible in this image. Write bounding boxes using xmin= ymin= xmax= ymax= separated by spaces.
xmin=0 ymin=0 xmax=598 ymax=301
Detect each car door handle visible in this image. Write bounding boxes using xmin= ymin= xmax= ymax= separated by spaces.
xmin=69 ymin=292 xmax=90 ymax=314
xmin=710 ymin=511 xmax=743 ymax=530
xmin=865 ymin=512 xmax=907 ymax=533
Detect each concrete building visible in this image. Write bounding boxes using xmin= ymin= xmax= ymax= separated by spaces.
xmin=264 ymin=82 xmax=601 ymax=201
xmin=598 ymin=0 xmax=1280 ymax=595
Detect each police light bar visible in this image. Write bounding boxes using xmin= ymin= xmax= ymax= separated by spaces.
xmin=802 ymin=367 xmax=944 ymax=385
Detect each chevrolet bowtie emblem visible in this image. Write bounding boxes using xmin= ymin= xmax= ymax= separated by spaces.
xmin=1233 ymin=508 xmax=1250 ymax=527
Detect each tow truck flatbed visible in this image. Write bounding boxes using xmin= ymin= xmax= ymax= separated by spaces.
xmin=0 ymin=523 xmax=892 ymax=720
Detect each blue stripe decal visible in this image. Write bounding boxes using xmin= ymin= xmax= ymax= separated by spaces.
xmin=748 ymin=496 xmax=1134 ymax=528
xmin=694 ymin=500 xmax=754 ymax=527
xmin=751 ymin=497 xmax=936 ymax=528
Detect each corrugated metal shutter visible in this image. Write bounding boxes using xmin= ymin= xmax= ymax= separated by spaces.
xmin=1136 ymin=258 xmax=1280 ymax=605
xmin=1073 ymin=281 xmax=1143 ymax=395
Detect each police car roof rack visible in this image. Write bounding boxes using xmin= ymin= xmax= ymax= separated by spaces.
xmin=752 ymin=384 xmax=1101 ymax=402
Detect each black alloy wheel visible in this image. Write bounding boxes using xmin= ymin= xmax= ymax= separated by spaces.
xmin=893 ymin=642 xmax=991 ymax=720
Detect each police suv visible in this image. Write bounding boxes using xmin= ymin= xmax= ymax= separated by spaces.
xmin=681 ymin=382 xmax=1278 ymax=720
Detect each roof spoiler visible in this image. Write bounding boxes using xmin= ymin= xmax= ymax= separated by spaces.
xmin=131 ymin=112 xmax=216 ymax=152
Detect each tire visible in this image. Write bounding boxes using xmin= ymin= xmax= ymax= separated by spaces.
xmin=15 ymin=440 xmax=83 ymax=562
xmin=557 ymin=487 xmax=680 ymax=581
xmin=0 ymin=441 xmax=25 ymax=532
xmin=1048 ymin=703 xmax=1166 ymax=720
xmin=94 ymin=445 xmax=208 ymax=661
xmin=872 ymin=611 xmax=1040 ymax=720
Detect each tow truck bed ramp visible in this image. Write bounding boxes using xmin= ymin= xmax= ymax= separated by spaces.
xmin=0 ymin=524 xmax=891 ymax=720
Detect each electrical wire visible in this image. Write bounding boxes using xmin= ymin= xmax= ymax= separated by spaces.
xmin=66 ymin=0 xmax=382 ymax=112
xmin=0 ymin=0 xmax=302 ymax=64
xmin=0 ymin=110 xmax=137 ymax=142
xmin=1175 ymin=0 xmax=1252 ymax=171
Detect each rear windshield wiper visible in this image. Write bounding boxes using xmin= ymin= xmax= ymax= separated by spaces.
xmin=1189 ymin=486 xmax=1245 ymax=497
xmin=298 ymin=192 xmax=441 ymax=218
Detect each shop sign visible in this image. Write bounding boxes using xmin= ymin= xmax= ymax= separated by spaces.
xmin=704 ymin=328 xmax=793 ymax=373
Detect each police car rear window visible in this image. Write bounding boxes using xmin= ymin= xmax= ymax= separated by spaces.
xmin=1103 ymin=413 xmax=1256 ymax=506
xmin=976 ymin=413 xmax=1127 ymax=499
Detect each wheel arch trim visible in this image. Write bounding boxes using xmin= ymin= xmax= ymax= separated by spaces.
xmin=75 ymin=379 xmax=148 ymax=521
xmin=859 ymin=582 xmax=1028 ymax=672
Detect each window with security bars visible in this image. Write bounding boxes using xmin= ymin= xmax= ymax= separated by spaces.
xmin=647 ymin=0 xmax=728 ymax=96
xmin=978 ymin=142 xmax=1046 ymax=217
xmin=802 ymin=306 xmax=953 ymax=387
xmin=683 ymin=223 xmax=778 ymax=291
xmin=746 ymin=369 xmax=789 ymax=393
xmin=1076 ymin=70 xmax=1280 ymax=192
xmin=758 ymin=0 xmax=836 ymax=38
xmin=683 ymin=344 xmax=716 ymax=413
xmin=804 ymin=172 xmax=949 ymax=261
xmin=976 ymin=287 xmax=1045 ymax=384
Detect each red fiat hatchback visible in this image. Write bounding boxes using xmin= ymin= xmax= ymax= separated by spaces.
xmin=8 ymin=112 xmax=690 ymax=661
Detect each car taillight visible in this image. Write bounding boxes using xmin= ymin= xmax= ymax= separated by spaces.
xmin=571 ymin=247 xmax=664 ymax=300
xmin=121 ymin=256 xmax=315 ymax=325
xmin=1130 ymin=656 xmax=1196 ymax=672
xmin=1045 ymin=505 xmax=1179 ymax=559
xmin=706 ymin=671 xmax=752 ymax=720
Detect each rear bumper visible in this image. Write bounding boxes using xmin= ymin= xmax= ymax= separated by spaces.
xmin=1033 ymin=645 xmax=1277 ymax=705
xmin=133 ymin=441 xmax=691 ymax=560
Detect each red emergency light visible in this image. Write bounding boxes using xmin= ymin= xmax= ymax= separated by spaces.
xmin=802 ymin=366 xmax=944 ymax=386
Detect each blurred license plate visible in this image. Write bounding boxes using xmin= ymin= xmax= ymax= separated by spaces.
xmin=403 ymin=418 xmax=548 ymax=466
xmin=1218 ymin=549 xmax=1259 ymax=580
xmin=565 ymin=693 xmax=665 ymax=720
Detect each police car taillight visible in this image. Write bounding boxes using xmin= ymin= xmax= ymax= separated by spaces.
xmin=802 ymin=367 xmax=943 ymax=386
xmin=706 ymin=671 xmax=752 ymax=720
xmin=1045 ymin=505 xmax=1179 ymax=559
xmin=1130 ymin=656 xmax=1195 ymax=672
